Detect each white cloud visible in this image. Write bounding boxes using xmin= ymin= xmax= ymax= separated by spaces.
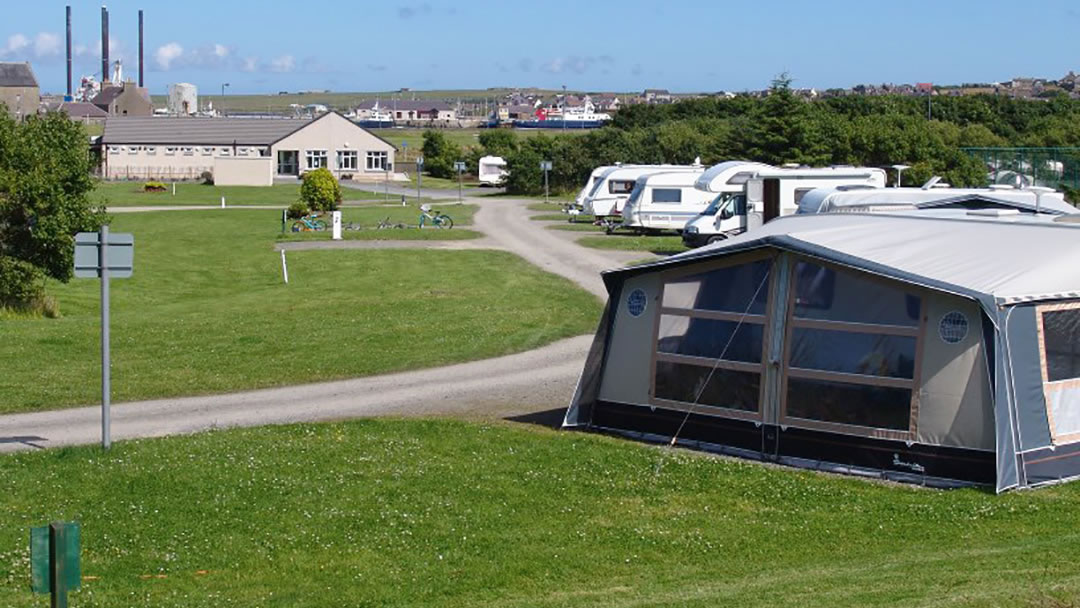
xmin=34 ymin=32 xmax=60 ymax=58
xmin=269 ymin=54 xmax=294 ymax=73
xmin=241 ymin=56 xmax=258 ymax=72
xmin=540 ymin=55 xmax=610 ymax=75
xmin=0 ymin=33 xmax=29 ymax=58
xmin=155 ymin=42 xmax=183 ymax=70
xmin=213 ymin=44 xmax=228 ymax=59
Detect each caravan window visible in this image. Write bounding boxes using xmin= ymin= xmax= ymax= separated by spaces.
xmin=726 ymin=171 xmax=756 ymax=185
xmin=652 ymin=256 xmax=774 ymax=417
xmin=652 ymin=188 xmax=682 ymax=204
xmin=1037 ymin=304 xmax=1080 ymax=444
xmin=609 ymin=180 xmax=635 ymax=194
xmin=783 ymin=259 xmax=923 ymax=437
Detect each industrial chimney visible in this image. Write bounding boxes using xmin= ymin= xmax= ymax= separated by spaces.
xmin=138 ymin=10 xmax=144 ymax=87
xmin=101 ymin=5 xmax=109 ymax=83
xmin=66 ymin=5 xmax=72 ymax=98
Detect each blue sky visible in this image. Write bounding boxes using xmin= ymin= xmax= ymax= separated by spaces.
xmin=7 ymin=0 xmax=1080 ymax=95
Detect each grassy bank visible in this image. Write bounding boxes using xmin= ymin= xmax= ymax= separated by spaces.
xmin=578 ymin=234 xmax=689 ymax=255
xmin=0 ymin=209 xmax=598 ymax=413
xmin=1 ymin=419 xmax=1079 ymax=607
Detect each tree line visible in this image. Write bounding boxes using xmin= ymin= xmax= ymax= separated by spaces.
xmin=421 ymin=76 xmax=1080 ymax=197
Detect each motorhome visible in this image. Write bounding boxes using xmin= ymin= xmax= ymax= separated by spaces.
xmin=477 ymin=156 xmax=508 ymax=186
xmin=584 ymin=163 xmax=703 ymax=221
xmin=619 ymin=161 xmax=773 ymax=233
xmin=620 ymin=172 xmax=716 ymax=233
xmin=682 ymin=166 xmax=886 ymax=247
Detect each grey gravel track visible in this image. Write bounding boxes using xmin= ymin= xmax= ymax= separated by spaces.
xmin=0 ymin=196 xmax=631 ymax=452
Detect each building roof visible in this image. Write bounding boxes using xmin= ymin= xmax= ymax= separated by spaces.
xmin=52 ymin=101 xmax=108 ymax=119
xmin=0 ymin=62 xmax=38 ymax=87
xmin=613 ymin=213 xmax=1080 ymax=307
xmin=102 ymin=116 xmax=312 ymax=145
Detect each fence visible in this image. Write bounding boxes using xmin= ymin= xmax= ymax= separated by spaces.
xmin=962 ymin=147 xmax=1080 ymax=189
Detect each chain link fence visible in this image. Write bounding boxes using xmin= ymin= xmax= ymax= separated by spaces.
xmin=962 ymin=147 xmax=1080 ymax=189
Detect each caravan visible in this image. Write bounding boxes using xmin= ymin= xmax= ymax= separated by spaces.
xmin=796 ymin=185 xmax=1078 ymax=216
xmin=477 ymin=156 xmax=508 ymax=186
xmin=682 ymin=166 xmax=886 ymax=247
xmin=620 ymin=172 xmax=715 ymax=233
xmin=621 ymin=161 xmax=772 ymax=233
xmin=584 ymin=163 xmax=704 ymax=221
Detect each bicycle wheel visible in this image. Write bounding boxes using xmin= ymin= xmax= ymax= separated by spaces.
xmin=291 ymin=221 xmax=306 ymax=232
xmin=436 ymin=215 xmax=453 ymax=229
xmin=313 ymin=220 xmax=328 ymax=231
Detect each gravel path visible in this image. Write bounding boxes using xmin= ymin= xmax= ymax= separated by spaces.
xmin=0 ymin=196 xmax=628 ymax=452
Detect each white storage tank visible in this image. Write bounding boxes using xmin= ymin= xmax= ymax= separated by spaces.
xmin=168 ymin=83 xmax=198 ymax=115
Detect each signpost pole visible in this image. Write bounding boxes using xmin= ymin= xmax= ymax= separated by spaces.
xmin=49 ymin=523 xmax=68 ymax=608
xmin=99 ymin=225 xmax=110 ymax=450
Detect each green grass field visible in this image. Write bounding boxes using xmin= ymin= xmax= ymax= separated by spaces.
xmin=577 ymin=234 xmax=690 ymax=255
xmin=1 ymin=418 xmax=1079 ymax=607
xmin=95 ymin=182 xmax=394 ymax=207
xmin=0 ymin=209 xmax=598 ymax=413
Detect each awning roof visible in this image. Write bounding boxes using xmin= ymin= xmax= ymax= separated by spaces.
xmin=612 ymin=213 xmax=1080 ymax=306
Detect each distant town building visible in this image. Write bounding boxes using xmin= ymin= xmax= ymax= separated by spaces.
xmin=642 ymin=88 xmax=672 ymax=103
xmin=0 ymin=62 xmax=40 ymax=119
xmin=49 ymin=100 xmax=108 ymax=126
xmin=93 ymin=80 xmax=153 ymax=117
xmin=356 ymin=100 xmax=456 ymax=122
xmin=167 ymin=83 xmax=198 ymax=115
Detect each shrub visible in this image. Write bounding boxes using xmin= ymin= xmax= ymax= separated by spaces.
xmin=286 ymin=201 xmax=309 ymax=219
xmin=200 ymin=171 xmax=214 ymax=185
xmin=0 ymin=255 xmax=44 ymax=311
xmin=144 ymin=181 xmax=167 ymax=192
xmin=299 ymin=167 xmax=342 ymax=212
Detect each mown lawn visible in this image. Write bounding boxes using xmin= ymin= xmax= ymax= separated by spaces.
xmin=1 ymin=419 xmax=1079 ymax=607
xmin=578 ymin=234 xmax=690 ymax=255
xmin=0 ymin=209 xmax=598 ymax=413
xmin=96 ymin=182 xmax=386 ymax=207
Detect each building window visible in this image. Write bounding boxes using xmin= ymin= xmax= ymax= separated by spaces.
xmin=1037 ymin=303 xmax=1080 ymax=444
xmin=365 ymin=151 xmax=387 ymax=171
xmin=782 ymin=259 xmax=923 ymax=438
xmin=237 ymin=147 xmax=250 ymax=157
xmin=108 ymin=146 xmax=120 ymax=155
xmin=337 ymin=150 xmax=358 ymax=171
xmin=127 ymin=146 xmax=139 ymax=155
xmin=146 ymin=146 xmax=157 ymax=156
xmin=219 ymin=148 xmax=231 ymax=157
xmin=181 ymin=147 xmax=194 ymax=156
xmin=277 ymin=150 xmax=299 ymax=175
xmin=202 ymin=147 xmax=214 ymax=156
xmin=165 ymin=147 xmax=177 ymax=156
xmin=306 ymin=149 xmax=328 ymax=170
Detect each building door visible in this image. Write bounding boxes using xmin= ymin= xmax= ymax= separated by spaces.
xmin=277 ymin=150 xmax=299 ymax=176
xmin=763 ymin=178 xmax=781 ymax=222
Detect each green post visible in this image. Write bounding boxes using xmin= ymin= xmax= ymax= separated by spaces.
xmin=50 ymin=522 xmax=68 ymax=608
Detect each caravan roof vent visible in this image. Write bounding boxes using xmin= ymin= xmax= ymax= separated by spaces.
xmin=988 ymin=184 xmax=1015 ymax=190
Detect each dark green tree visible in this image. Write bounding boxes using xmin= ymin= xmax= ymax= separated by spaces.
xmin=420 ymin=130 xmax=463 ymax=179
xmin=0 ymin=110 xmax=105 ymax=310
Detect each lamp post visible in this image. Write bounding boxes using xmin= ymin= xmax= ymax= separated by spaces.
xmin=454 ymin=161 xmax=466 ymax=203
xmin=416 ymin=155 xmax=424 ymax=204
xmin=221 ymin=82 xmax=229 ymax=104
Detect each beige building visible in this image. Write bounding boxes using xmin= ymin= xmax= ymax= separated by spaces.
xmin=100 ymin=111 xmax=398 ymax=184
xmin=0 ymin=62 xmax=40 ymax=119
xmin=93 ymin=80 xmax=153 ymax=117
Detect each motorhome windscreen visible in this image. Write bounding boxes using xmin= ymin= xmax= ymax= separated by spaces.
xmin=703 ymin=193 xmax=747 ymax=216
xmin=609 ymin=180 xmax=635 ymax=194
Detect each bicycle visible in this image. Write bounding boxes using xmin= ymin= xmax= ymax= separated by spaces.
xmin=291 ymin=213 xmax=327 ymax=232
xmin=418 ymin=204 xmax=453 ymax=229
xmin=377 ymin=216 xmax=408 ymax=230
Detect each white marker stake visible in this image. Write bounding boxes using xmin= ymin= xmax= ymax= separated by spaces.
xmin=172 ymin=182 xmax=176 ymax=196
xmin=280 ymin=249 xmax=289 ymax=284
xmin=221 ymin=196 xmax=226 ymax=208
xmin=332 ymin=210 xmax=342 ymax=240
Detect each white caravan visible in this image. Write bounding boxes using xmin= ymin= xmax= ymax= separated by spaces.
xmin=477 ymin=156 xmax=508 ymax=185
xmin=682 ymin=166 xmax=887 ymax=247
xmin=620 ymin=171 xmax=715 ymax=232
xmin=796 ymin=185 xmax=1078 ymax=216
xmin=584 ymin=163 xmax=703 ymax=220
xmin=574 ymin=165 xmax=617 ymax=209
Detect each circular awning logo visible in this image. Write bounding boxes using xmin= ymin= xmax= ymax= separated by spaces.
xmin=939 ymin=311 xmax=969 ymax=344
xmin=627 ymin=288 xmax=648 ymax=317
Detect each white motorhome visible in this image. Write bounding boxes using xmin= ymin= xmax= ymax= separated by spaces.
xmin=477 ymin=156 xmax=508 ymax=186
xmin=682 ymin=166 xmax=887 ymax=247
xmin=619 ymin=171 xmax=715 ymax=233
xmin=796 ymin=185 xmax=1078 ymax=216
xmin=584 ymin=163 xmax=703 ymax=220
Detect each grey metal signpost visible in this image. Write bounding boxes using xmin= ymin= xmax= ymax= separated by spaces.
xmin=540 ymin=160 xmax=553 ymax=204
xmin=453 ymin=161 xmax=466 ymax=203
xmin=416 ymin=155 xmax=424 ymax=204
xmin=74 ymin=227 xmax=134 ymax=450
